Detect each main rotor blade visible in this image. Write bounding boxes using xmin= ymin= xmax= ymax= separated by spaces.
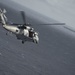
xmin=9 ymin=22 xmax=65 ymax=26
xmin=10 ymin=23 xmax=31 ymax=26
xmin=10 ymin=23 xmax=23 ymax=25
xmin=38 ymin=23 xmax=65 ymax=25
xmin=21 ymin=11 xmax=26 ymax=24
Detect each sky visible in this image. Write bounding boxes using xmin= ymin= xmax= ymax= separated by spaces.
xmin=9 ymin=0 xmax=75 ymax=28
xmin=0 ymin=0 xmax=75 ymax=30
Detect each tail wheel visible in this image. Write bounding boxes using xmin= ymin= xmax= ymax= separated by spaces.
xmin=22 ymin=41 xmax=24 ymax=44
xmin=6 ymin=33 xmax=8 ymax=35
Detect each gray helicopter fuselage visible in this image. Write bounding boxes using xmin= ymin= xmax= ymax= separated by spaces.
xmin=3 ymin=24 xmax=39 ymax=43
xmin=0 ymin=9 xmax=39 ymax=44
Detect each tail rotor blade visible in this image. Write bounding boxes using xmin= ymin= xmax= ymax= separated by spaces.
xmin=3 ymin=9 xmax=6 ymax=13
xmin=0 ymin=8 xmax=2 ymax=13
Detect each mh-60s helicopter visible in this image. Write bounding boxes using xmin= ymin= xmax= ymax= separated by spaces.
xmin=0 ymin=9 xmax=65 ymax=44
xmin=0 ymin=9 xmax=39 ymax=44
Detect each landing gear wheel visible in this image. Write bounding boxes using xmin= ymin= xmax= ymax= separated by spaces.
xmin=22 ymin=41 xmax=24 ymax=44
xmin=33 ymin=40 xmax=35 ymax=43
xmin=33 ymin=40 xmax=38 ymax=44
xmin=6 ymin=33 xmax=8 ymax=35
xmin=35 ymin=41 xmax=38 ymax=44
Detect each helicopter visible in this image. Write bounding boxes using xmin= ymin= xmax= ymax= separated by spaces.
xmin=0 ymin=8 xmax=65 ymax=44
xmin=0 ymin=9 xmax=39 ymax=44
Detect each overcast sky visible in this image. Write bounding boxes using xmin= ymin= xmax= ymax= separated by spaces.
xmin=9 ymin=0 xmax=75 ymax=29
xmin=0 ymin=0 xmax=75 ymax=30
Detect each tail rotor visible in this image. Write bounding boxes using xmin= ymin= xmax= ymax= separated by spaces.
xmin=0 ymin=8 xmax=7 ymax=25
